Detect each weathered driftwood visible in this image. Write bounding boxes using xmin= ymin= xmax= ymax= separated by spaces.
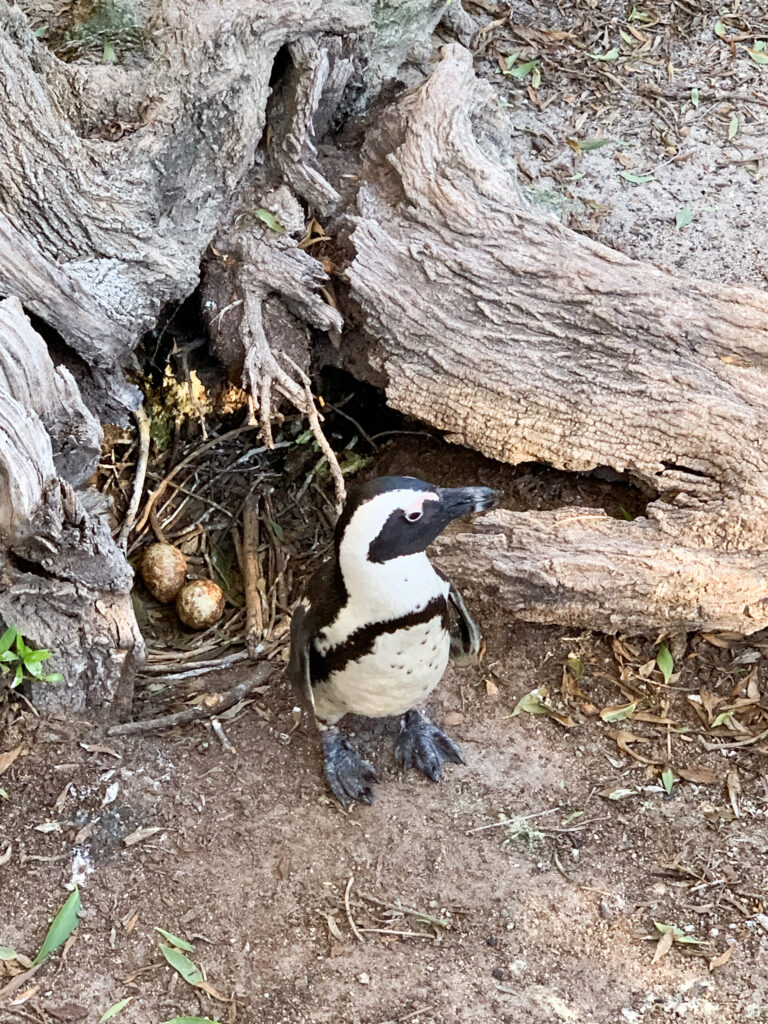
xmin=0 ymin=0 xmax=447 ymax=419
xmin=348 ymin=46 xmax=768 ymax=634
xmin=0 ymin=299 xmax=143 ymax=714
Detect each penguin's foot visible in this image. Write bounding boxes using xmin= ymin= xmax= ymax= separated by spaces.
xmin=396 ymin=709 xmax=464 ymax=782
xmin=321 ymin=729 xmax=378 ymax=808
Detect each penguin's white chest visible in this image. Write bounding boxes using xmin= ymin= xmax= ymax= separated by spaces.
xmin=313 ymin=616 xmax=451 ymax=722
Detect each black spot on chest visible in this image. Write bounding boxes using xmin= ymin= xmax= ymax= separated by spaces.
xmin=310 ymin=596 xmax=450 ymax=683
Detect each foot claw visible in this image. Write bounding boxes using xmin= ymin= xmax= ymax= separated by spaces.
xmin=395 ymin=711 xmax=464 ymax=783
xmin=322 ymin=730 xmax=378 ymax=808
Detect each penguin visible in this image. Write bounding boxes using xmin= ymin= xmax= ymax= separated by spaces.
xmin=288 ymin=475 xmax=497 ymax=807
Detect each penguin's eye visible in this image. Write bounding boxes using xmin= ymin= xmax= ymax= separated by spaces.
xmin=404 ymin=509 xmax=423 ymax=523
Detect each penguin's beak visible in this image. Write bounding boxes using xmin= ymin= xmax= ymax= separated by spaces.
xmin=438 ymin=486 xmax=498 ymax=521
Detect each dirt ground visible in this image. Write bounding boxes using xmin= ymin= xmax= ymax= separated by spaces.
xmin=4 ymin=1 xmax=768 ymax=1022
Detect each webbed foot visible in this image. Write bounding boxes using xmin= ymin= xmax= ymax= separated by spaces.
xmin=321 ymin=729 xmax=378 ymax=808
xmin=395 ymin=709 xmax=464 ymax=782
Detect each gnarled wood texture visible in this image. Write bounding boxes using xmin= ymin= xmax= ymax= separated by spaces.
xmin=348 ymin=46 xmax=768 ymax=634
xmin=0 ymin=0 xmax=446 ymax=419
xmin=0 ymin=298 xmax=143 ymax=714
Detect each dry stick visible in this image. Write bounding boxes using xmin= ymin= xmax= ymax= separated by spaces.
xmin=134 ymin=424 xmax=258 ymax=535
xmin=699 ymin=725 xmax=768 ymax=752
xmin=117 ymin=404 xmax=151 ymax=550
xmin=344 ymin=876 xmax=365 ymax=943
xmin=242 ymin=496 xmax=265 ymax=658
xmin=282 ymin=354 xmax=346 ymax=512
xmin=107 ymin=665 xmax=275 ymax=736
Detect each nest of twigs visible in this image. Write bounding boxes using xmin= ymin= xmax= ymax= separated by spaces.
xmin=99 ymin=400 xmax=349 ymax=683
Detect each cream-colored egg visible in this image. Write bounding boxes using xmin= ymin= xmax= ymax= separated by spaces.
xmin=140 ymin=543 xmax=187 ymax=604
xmin=176 ymin=578 xmax=225 ymax=629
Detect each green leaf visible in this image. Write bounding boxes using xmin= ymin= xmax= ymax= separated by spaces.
xmin=159 ymin=944 xmax=203 ymax=985
xmin=503 ymin=50 xmax=521 ymax=68
xmin=32 ymin=888 xmax=81 ymax=965
xmin=12 ymin=664 xmax=23 ymax=687
xmin=618 ymin=171 xmax=654 ymax=185
xmin=728 ymin=116 xmax=739 ymax=140
xmin=23 ymin=648 xmax=52 ymax=664
xmin=748 ymin=47 xmax=768 ymax=64
xmin=33 ymin=24 xmax=47 ymax=37
xmin=589 ymin=47 xmax=619 ymax=61
xmin=0 ymin=788 xmax=8 ymax=799
xmin=43 ymin=673 xmax=63 ymax=684
xmin=713 ymin=20 xmax=726 ymax=38
xmin=619 ymin=28 xmax=634 ymax=45
xmin=711 ymin=710 xmax=734 ymax=729
xmin=578 ymin=138 xmax=612 ymax=151
xmin=656 ymin=645 xmax=674 ymax=685
xmin=600 ymin=701 xmax=637 ymax=723
xmin=270 ymin=520 xmax=285 ymax=541
xmin=503 ymin=59 xmax=540 ymax=79
xmin=99 ymin=997 xmax=133 ymax=1022
xmin=691 ymin=86 xmax=699 ymax=108
xmin=653 ymin=922 xmax=705 ymax=945
xmin=102 ymin=40 xmax=116 ymax=63
xmin=255 ymin=209 xmax=285 ymax=233
xmin=511 ymin=688 xmax=575 ymax=728
xmin=161 ymin=1018 xmax=223 ymax=1024
xmin=619 ymin=506 xmax=635 ymax=521
xmin=629 ymin=6 xmax=653 ymax=21
xmin=661 ymin=768 xmax=675 ymax=794
xmin=0 ymin=650 xmax=18 ymax=663
xmin=566 ymin=654 xmax=583 ymax=680
xmin=0 ymin=946 xmax=18 ymax=961
xmin=155 ymin=927 xmax=195 ymax=952
xmin=675 ymin=206 xmax=693 ymax=229
xmin=531 ymin=65 xmax=541 ymax=89
xmin=0 ymin=626 xmax=17 ymax=656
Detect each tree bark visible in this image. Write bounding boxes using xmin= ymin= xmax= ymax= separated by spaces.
xmin=347 ymin=45 xmax=768 ymax=635
xmin=0 ymin=298 xmax=143 ymax=715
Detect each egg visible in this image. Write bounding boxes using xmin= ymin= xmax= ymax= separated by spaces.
xmin=140 ymin=543 xmax=187 ymax=603
xmin=176 ymin=578 xmax=225 ymax=629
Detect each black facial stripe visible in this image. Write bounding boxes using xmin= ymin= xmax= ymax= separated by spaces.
xmin=368 ymin=503 xmax=445 ymax=563
xmin=310 ymin=596 xmax=450 ymax=684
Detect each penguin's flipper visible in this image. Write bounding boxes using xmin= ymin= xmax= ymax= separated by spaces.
xmin=447 ymin=583 xmax=482 ymax=662
xmin=287 ymin=602 xmax=315 ymax=713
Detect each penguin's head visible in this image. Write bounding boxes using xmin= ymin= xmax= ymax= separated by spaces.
xmin=335 ymin=476 xmax=497 ymax=565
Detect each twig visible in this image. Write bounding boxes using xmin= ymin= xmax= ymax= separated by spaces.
xmin=118 ymin=404 xmax=151 ymax=550
xmin=242 ymin=497 xmax=265 ymax=658
xmin=134 ymin=424 xmax=257 ymax=535
xmin=466 ymin=806 xmax=562 ymax=834
xmin=210 ymin=717 xmax=235 ymax=753
xmin=699 ymin=726 xmax=768 ymax=752
xmin=345 ymin=876 xmax=364 ymax=943
xmin=283 ymin=353 xmax=346 ymax=512
xmin=139 ymin=650 xmax=250 ymax=678
xmin=107 ymin=665 xmax=275 ymax=736
xmin=359 ymin=928 xmax=433 ymax=939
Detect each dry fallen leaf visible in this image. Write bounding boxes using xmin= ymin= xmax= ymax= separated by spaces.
xmin=123 ymin=826 xmax=161 ymax=847
xmin=651 ymin=928 xmax=675 ymax=964
xmin=0 ymin=745 xmax=23 ymax=777
xmin=443 ymin=711 xmax=465 ymax=726
xmin=709 ymin=943 xmax=735 ymax=971
xmin=326 ymin=914 xmax=344 ymax=941
xmin=726 ymin=769 xmax=741 ymax=818
xmin=79 ymin=743 xmax=122 ymax=760
xmin=677 ymin=767 xmax=718 ymax=784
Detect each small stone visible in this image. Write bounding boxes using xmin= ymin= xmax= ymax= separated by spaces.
xmin=357 ymin=973 xmax=370 ymax=985
xmin=486 ymin=935 xmax=497 ymax=947
xmin=492 ymin=968 xmax=505 ymax=981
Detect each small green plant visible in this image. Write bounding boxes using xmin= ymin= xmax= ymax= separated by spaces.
xmin=0 ymin=626 xmax=62 ymax=688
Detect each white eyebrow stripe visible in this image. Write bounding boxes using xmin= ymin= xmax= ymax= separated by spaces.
xmin=404 ymin=492 xmax=439 ymax=516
